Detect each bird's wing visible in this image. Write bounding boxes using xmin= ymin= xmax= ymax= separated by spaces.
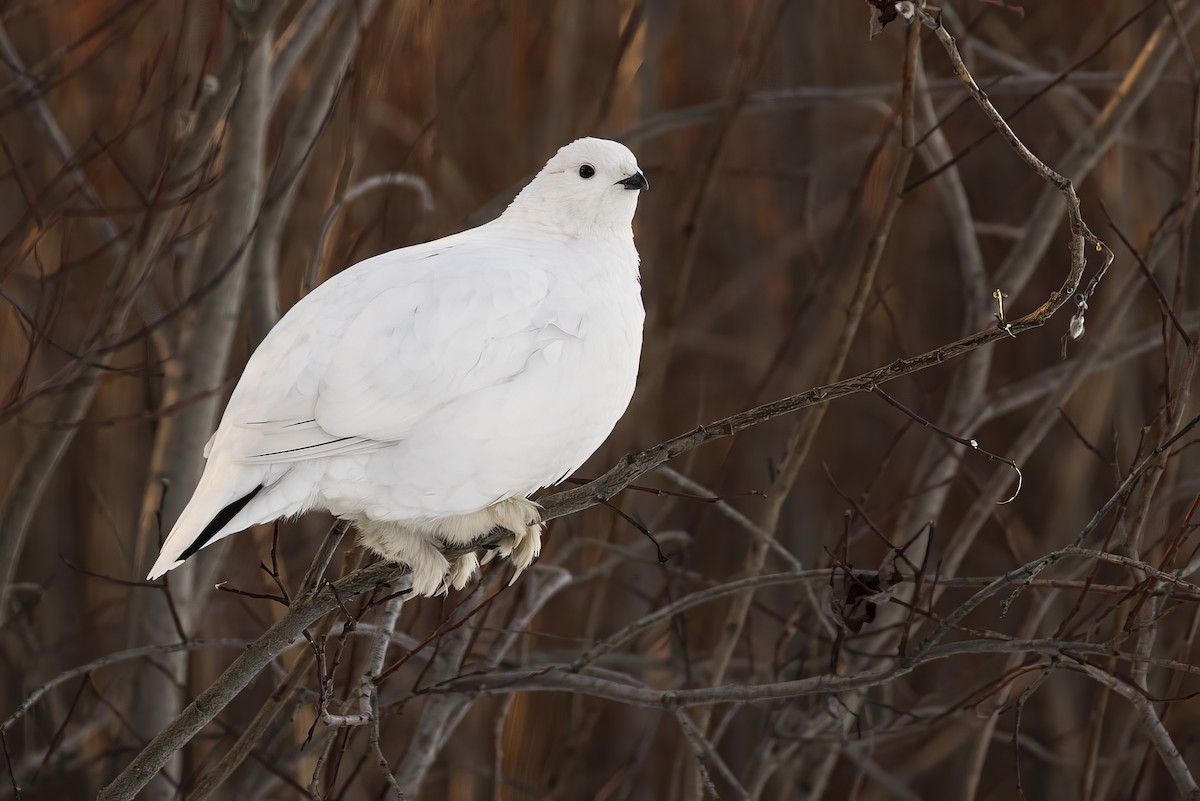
xmin=220 ymin=238 xmax=570 ymax=464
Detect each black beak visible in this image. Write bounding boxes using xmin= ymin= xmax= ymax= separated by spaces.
xmin=617 ymin=171 xmax=648 ymax=191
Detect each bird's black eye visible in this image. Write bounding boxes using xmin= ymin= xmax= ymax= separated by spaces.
xmin=578 ymin=164 xmax=595 ymax=179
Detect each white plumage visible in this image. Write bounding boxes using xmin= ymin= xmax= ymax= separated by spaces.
xmin=147 ymin=137 xmax=647 ymax=596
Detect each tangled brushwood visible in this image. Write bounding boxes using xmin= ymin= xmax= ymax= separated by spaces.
xmin=2 ymin=2 xmax=1200 ymax=800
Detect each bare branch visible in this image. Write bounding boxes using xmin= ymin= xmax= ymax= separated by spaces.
xmin=1072 ymin=661 xmax=1200 ymax=799
xmin=302 ymin=171 xmax=434 ymax=295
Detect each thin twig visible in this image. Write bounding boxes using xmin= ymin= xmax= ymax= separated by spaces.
xmin=302 ymin=171 xmax=434 ymax=294
xmin=674 ymin=710 xmax=747 ymax=800
xmin=2 ymin=639 xmax=250 ymax=736
xmin=870 ymin=386 xmax=1023 ymax=504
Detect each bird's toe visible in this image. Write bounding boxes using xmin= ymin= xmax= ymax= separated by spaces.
xmin=447 ymin=552 xmax=480 ymax=590
xmin=505 ymin=523 xmax=543 ymax=586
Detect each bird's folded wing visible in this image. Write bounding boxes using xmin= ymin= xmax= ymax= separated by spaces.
xmin=234 ymin=419 xmax=381 ymax=463
xmin=227 ymin=252 xmax=567 ymax=463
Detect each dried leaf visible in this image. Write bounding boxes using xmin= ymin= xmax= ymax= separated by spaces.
xmin=866 ymin=0 xmax=899 ymax=39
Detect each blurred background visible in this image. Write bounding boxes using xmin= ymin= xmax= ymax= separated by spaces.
xmin=2 ymin=0 xmax=1200 ymax=799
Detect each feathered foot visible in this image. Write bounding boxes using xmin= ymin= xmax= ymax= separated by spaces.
xmin=354 ymin=496 xmax=543 ymax=596
xmin=476 ymin=498 xmax=542 ymax=585
xmin=441 ymin=552 xmax=480 ymax=594
xmin=356 ymin=520 xmax=452 ymax=597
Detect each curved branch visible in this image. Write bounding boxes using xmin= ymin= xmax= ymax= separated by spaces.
xmin=96 ymin=287 xmax=1088 ymax=798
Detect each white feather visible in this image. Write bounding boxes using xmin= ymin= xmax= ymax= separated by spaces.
xmin=147 ymin=137 xmax=646 ymax=596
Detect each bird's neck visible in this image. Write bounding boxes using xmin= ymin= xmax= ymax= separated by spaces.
xmin=499 ymin=190 xmax=636 ymax=242
xmin=486 ymin=213 xmax=640 ymax=280
xmin=497 ymin=208 xmax=634 ymax=245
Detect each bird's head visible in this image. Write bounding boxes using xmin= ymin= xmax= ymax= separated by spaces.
xmin=504 ymin=137 xmax=647 ymax=237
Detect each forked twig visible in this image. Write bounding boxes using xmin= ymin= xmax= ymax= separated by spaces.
xmin=871 ymin=386 xmax=1023 ymax=504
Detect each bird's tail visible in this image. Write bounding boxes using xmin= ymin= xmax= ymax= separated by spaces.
xmin=146 ymin=464 xmax=274 ymax=580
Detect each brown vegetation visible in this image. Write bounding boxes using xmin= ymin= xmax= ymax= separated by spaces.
xmin=2 ymin=1 xmax=1200 ymax=799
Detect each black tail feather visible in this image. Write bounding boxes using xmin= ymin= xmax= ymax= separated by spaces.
xmin=179 ymin=484 xmax=264 ymax=561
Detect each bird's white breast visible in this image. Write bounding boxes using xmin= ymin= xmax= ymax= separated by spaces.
xmin=284 ymin=227 xmax=646 ymax=522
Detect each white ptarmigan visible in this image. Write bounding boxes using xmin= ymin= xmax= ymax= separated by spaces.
xmin=147 ymin=138 xmax=647 ymax=596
